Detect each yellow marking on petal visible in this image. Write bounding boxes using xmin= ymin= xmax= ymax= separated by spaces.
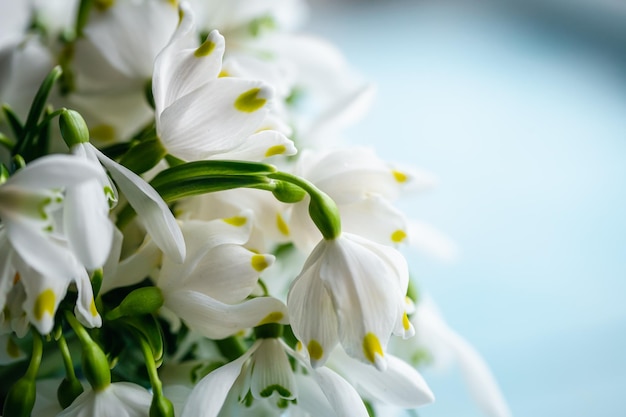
xmin=13 ymin=273 xmax=20 ymax=285
xmin=223 ymin=216 xmax=247 ymax=227
xmin=276 ymin=213 xmax=289 ymax=236
xmin=251 ymin=254 xmax=270 ymax=272
xmin=264 ymin=145 xmax=286 ymax=158
xmin=90 ymin=298 xmax=99 ymax=317
xmin=363 ymin=332 xmax=384 ymax=364
xmin=94 ymin=0 xmax=115 ymax=11
xmin=34 ymin=289 xmax=56 ymax=321
xmin=296 ymin=341 xmax=303 ymax=352
xmin=392 ymin=170 xmax=408 ymax=183
xmin=194 ymin=39 xmax=216 ymax=57
xmin=90 ymin=124 xmax=116 ymax=142
xmin=166 ymin=0 xmax=178 ymax=7
xmin=218 ymin=69 xmax=230 ymax=78
xmin=234 ymin=88 xmax=266 ymax=113
xmin=307 ymin=340 xmax=324 ymax=361
xmin=391 ymin=229 xmax=407 ymax=243
xmin=257 ymin=311 xmax=284 ymax=325
xmin=402 ymin=312 xmax=411 ymax=331
xmin=7 ymin=337 xmax=20 ymax=358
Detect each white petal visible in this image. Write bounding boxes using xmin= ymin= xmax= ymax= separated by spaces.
xmin=64 ymin=179 xmax=114 ymax=270
xmin=333 ymin=348 xmax=434 ymax=408
xmin=101 ymin=239 xmax=161 ymax=294
xmin=287 ymin=242 xmax=339 ymax=368
xmin=1 ymin=154 xmax=100 ymax=191
xmin=340 ymin=194 xmax=408 ymax=247
xmin=73 ymin=268 xmax=101 ymax=329
xmin=158 ymin=79 xmax=272 ymax=161
xmin=0 ymin=333 xmax=25 ymax=365
xmin=313 ymin=367 xmax=369 ymax=417
xmin=93 ymin=145 xmax=186 ymax=263
xmin=84 ymin=0 xmax=178 ymax=78
xmin=210 ymin=130 xmax=297 ymax=161
xmin=165 ymin=290 xmax=287 ymax=339
xmin=250 ymin=338 xmax=297 ymax=400
xmin=181 ymin=344 xmax=257 ymax=417
xmin=407 ymin=220 xmax=458 ymax=261
xmin=183 ymin=245 xmax=274 ymax=303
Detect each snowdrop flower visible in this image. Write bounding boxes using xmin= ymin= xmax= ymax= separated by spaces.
xmin=181 ymin=336 xmax=370 ymax=417
xmin=0 ymin=155 xmax=105 ymax=333
xmin=288 ymin=232 xmax=413 ymax=371
xmin=289 ymin=147 xmax=427 ymax=252
xmin=57 ymin=382 xmax=152 ymax=417
xmin=152 ymin=2 xmax=295 ymax=162
xmin=70 ymin=0 xmax=178 ymax=141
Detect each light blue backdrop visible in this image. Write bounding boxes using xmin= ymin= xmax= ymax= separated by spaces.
xmin=307 ymin=1 xmax=626 ymax=416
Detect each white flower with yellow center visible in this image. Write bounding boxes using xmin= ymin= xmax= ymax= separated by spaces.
xmin=0 ymin=155 xmax=105 ymax=334
xmin=152 ymin=2 xmax=295 ymax=162
xmin=289 ymin=147 xmax=426 ymax=253
xmin=287 ymin=232 xmax=413 ymax=371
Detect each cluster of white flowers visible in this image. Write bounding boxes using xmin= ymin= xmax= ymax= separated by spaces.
xmin=0 ymin=1 xmax=511 ymax=417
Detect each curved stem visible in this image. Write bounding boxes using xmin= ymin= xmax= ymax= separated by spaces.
xmin=25 ymin=331 xmax=43 ymax=380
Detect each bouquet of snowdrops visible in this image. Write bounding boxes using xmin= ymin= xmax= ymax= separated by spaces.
xmin=0 ymin=1 xmax=511 ymax=416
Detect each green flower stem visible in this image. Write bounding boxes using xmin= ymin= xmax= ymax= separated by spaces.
xmin=268 ymin=171 xmax=341 ymax=240
xmin=137 ymin=335 xmax=174 ymax=417
xmin=64 ymin=311 xmax=111 ymax=391
xmin=56 ymin=331 xmax=79 ymax=383
xmin=25 ymin=331 xmax=43 ymax=381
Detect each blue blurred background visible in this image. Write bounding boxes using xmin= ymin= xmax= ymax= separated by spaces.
xmin=306 ymin=1 xmax=626 ymax=416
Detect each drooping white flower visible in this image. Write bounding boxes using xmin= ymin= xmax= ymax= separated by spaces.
xmin=152 ymin=2 xmax=295 ymax=162
xmin=289 ymin=147 xmax=426 ymax=252
xmin=57 ymin=382 xmax=152 ymax=417
xmin=181 ymin=337 xmax=370 ymax=417
xmin=0 ymin=155 xmax=105 ymax=334
xmin=287 ymin=232 xmax=412 ymax=371
xmin=69 ymin=0 xmax=178 ymax=142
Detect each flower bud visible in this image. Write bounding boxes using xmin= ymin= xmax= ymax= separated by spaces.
xmin=308 ymin=192 xmax=341 ymax=240
xmin=107 ymin=287 xmax=164 ymax=320
xmin=2 ymin=377 xmax=36 ymax=417
xmin=59 ymin=109 xmax=90 ymax=147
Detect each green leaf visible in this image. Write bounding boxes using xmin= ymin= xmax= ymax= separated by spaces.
xmin=2 ymin=105 xmax=24 ymax=139
xmin=119 ymin=138 xmax=167 ymax=174
xmin=150 ymin=160 xmax=276 ymax=189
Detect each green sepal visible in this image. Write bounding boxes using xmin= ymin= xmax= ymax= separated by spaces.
xmin=106 ymin=287 xmax=164 ymax=320
xmin=2 ymin=104 xmax=24 ymax=139
xmin=119 ymin=315 xmax=164 ymax=362
xmin=118 ymin=138 xmax=166 ymax=175
xmin=57 ymin=377 xmax=84 ymax=409
xmin=2 ymin=377 xmax=36 ymax=417
xmin=150 ymin=160 xmax=277 ymax=189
